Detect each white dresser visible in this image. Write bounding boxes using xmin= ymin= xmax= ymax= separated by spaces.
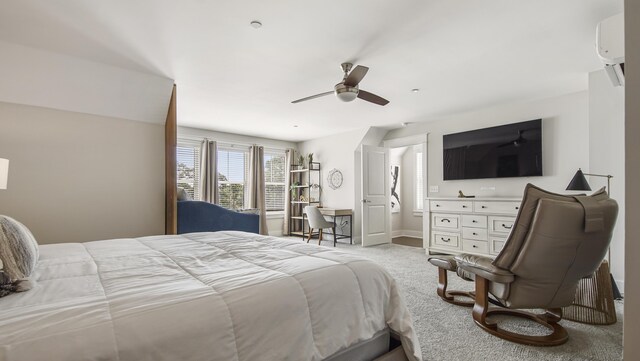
xmin=425 ymin=197 xmax=521 ymax=257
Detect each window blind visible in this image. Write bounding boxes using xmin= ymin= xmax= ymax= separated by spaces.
xmin=264 ymin=151 xmax=286 ymax=211
xmin=217 ymin=147 xmax=248 ymax=210
xmin=177 ymin=146 xmax=201 ymax=200
xmin=415 ymin=151 xmax=424 ymax=210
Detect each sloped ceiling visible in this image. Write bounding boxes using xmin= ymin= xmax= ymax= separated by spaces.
xmin=0 ymin=0 xmax=623 ymax=139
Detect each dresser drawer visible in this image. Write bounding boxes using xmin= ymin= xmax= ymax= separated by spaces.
xmin=430 ymin=200 xmax=473 ymax=213
xmin=490 ymin=237 xmax=507 ymax=255
xmin=432 ymin=231 xmax=460 ymax=249
xmin=462 ymin=227 xmax=488 ymax=241
xmin=462 ymin=215 xmax=487 ymax=228
xmin=432 ymin=213 xmax=460 ymax=230
xmin=489 ymin=216 xmax=516 ymax=234
xmin=474 ymin=201 xmax=521 ymax=215
xmin=462 ymin=239 xmax=489 ymax=254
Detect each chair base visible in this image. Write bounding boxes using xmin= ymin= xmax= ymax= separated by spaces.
xmin=473 ymin=276 xmax=569 ymax=346
xmin=436 ymin=267 xmax=475 ymax=307
xmin=473 ymin=308 xmax=569 ymax=346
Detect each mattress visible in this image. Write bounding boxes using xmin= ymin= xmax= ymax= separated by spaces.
xmin=0 ymin=231 xmax=422 ymax=361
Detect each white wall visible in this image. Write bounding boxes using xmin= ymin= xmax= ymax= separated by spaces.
xmin=297 ymin=127 xmax=387 ymax=243
xmin=400 ymin=146 xmax=423 ymax=237
xmin=178 ymin=126 xmax=297 ymax=236
xmin=589 ymin=69 xmax=625 ymax=288
xmin=385 ymin=92 xmax=590 ymax=198
xmin=0 ymin=40 xmax=173 ymax=124
xmin=0 ymin=101 xmax=165 ymax=244
xmin=624 ymin=3 xmax=640 ymax=358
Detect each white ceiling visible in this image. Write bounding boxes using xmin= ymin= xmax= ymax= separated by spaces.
xmin=0 ymin=0 xmax=623 ymax=141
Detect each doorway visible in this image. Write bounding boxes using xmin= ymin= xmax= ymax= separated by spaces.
xmin=389 ymin=143 xmax=425 ymax=248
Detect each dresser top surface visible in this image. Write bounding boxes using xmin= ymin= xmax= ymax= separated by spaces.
xmin=427 ymin=197 xmax=522 ymax=202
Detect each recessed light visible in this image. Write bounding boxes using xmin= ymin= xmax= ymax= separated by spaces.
xmin=293 ymin=125 xmax=299 ymax=128
xmin=250 ymin=20 xmax=262 ymax=29
xmin=411 ymin=88 xmax=420 ymax=93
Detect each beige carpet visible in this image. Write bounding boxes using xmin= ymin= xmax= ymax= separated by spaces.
xmin=287 ymin=238 xmax=624 ymax=361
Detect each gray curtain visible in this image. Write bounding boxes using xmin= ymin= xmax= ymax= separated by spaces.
xmin=282 ymin=148 xmax=294 ymax=235
xmin=199 ymin=139 xmax=218 ymax=203
xmin=248 ymin=145 xmax=268 ymax=235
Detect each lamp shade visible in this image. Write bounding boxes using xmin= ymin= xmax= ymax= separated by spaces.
xmin=566 ymin=168 xmax=591 ymax=191
xmin=0 ymin=158 xmax=8 ymax=190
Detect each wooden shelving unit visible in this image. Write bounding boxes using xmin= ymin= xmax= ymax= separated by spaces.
xmin=289 ymin=162 xmax=321 ymax=239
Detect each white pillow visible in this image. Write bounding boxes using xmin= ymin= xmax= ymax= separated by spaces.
xmin=0 ymin=215 xmax=39 ymax=295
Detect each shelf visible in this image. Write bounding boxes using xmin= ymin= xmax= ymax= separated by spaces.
xmin=291 ymin=201 xmax=320 ymax=204
xmin=290 ymin=185 xmax=309 ymax=188
xmin=290 ymin=169 xmax=310 ymax=173
xmin=291 ymin=216 xmax=305 ymax=220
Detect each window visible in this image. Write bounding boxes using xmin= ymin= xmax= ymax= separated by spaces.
xmin=177 ymin=141 xmax=287 ymax=213
xmin=217 ymin=147 xmax=248 ymax=210
xmin=177 ymin=145 xmax=201 ymax=200
xmin=264 ymin=151 xmax=286 ymax=211
xmin=415 ymin=148 xmax=424 ymax=211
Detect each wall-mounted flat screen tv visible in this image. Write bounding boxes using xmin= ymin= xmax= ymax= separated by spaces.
xmin=443 ymin=119 xmax=542 ymax=180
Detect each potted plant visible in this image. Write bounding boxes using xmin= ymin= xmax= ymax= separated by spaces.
xmin=298 ymin=154 xmax=305 ymax=169
xmin=307 ymin=153 xmax=314 ymax=167
xmin=290 ymin=182 xmax=300 ymax=197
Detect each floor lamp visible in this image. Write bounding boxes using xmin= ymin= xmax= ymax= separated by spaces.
xmin=564 ymin=168 xmax=620 ymax=325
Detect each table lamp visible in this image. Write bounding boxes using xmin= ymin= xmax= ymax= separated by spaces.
xmin=0 ymin=158 xmax=8 ymax=190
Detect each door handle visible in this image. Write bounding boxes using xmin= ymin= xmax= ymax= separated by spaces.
xmin=361 ymin=199 xmax=371 ymax=203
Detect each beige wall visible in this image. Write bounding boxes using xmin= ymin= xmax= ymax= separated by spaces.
xmin=624 ymin=2 xmax=640 ymax=358
xmin=0 ymin=101 xmax=165 ymax=244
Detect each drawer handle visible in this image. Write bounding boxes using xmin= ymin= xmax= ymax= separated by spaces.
xmin=515 ymin=206 xmax=519 ymax=210
xmin=472 ymin=245 xmax=478 ymax=248
xmin=440 ymin=218 xmax=451 ymax=223
xmin=502 ymin=224 xmax=513 ymax=229
xmin=472 ymin=220 xmax=478 ymax=223
xmin=462 ymin=205 xmax=468 ymax=208
xmin=481 ymin=205 xmax=487 ymax=209
xmin=435 ymin=204 xmax=440 ymax=207
xmin=472 ymin=232 xmax=478 ymax=236
xmin=441 ymin=237 xmax=451 ymax=242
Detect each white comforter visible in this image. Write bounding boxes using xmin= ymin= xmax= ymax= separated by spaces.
xmin=0 ymin=232 xmax=422 ymax=361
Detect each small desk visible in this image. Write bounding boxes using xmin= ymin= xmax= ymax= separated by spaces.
xmin=319 ymin=208 xmax=353 ymax=244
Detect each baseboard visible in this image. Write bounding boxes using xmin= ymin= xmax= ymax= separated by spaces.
xmin=391 ymin=230 xmax=423 ymax=239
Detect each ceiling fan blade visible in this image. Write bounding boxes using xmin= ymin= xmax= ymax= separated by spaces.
xmin=291 ymin=91 xmax=334 ymax=104
xmin=344 ymin=65 xmax=369 ymax=87
xmin=357 ymin=90 xmax=389 ymax=106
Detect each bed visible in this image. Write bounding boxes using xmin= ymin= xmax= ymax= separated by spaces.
xmin=0 ymin=231 xmax=422 ymax=361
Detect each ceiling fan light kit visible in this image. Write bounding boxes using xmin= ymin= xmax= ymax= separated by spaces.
xmin=335 ymin=84 xmax=358 ymax=102
xmin=292 ymin=62 xmax=389 ymax=106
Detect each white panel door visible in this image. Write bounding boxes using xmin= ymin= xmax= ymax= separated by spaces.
xmin=361 ymin=145 xmax=390 ymax=246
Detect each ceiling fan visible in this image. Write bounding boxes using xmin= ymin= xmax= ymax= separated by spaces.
xmin=291 ymin=63 xmax=389 ymax=106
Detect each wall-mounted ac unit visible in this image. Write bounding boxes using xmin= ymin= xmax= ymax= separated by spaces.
xmin=596 ymin=13 xmax=624 ymax=87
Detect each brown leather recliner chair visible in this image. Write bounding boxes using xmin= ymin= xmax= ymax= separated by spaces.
xmin=428 ymin=184 xmax=618 ymax=346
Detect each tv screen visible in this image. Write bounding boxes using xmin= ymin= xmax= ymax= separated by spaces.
xmin=443 ymin=119 xmax=542 ymax=180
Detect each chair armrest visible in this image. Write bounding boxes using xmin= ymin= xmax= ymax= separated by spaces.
xmin=427 ymin=255 xmax=458 ymax=272
xmin=454 ymin=254 xmax=515 ymax=284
